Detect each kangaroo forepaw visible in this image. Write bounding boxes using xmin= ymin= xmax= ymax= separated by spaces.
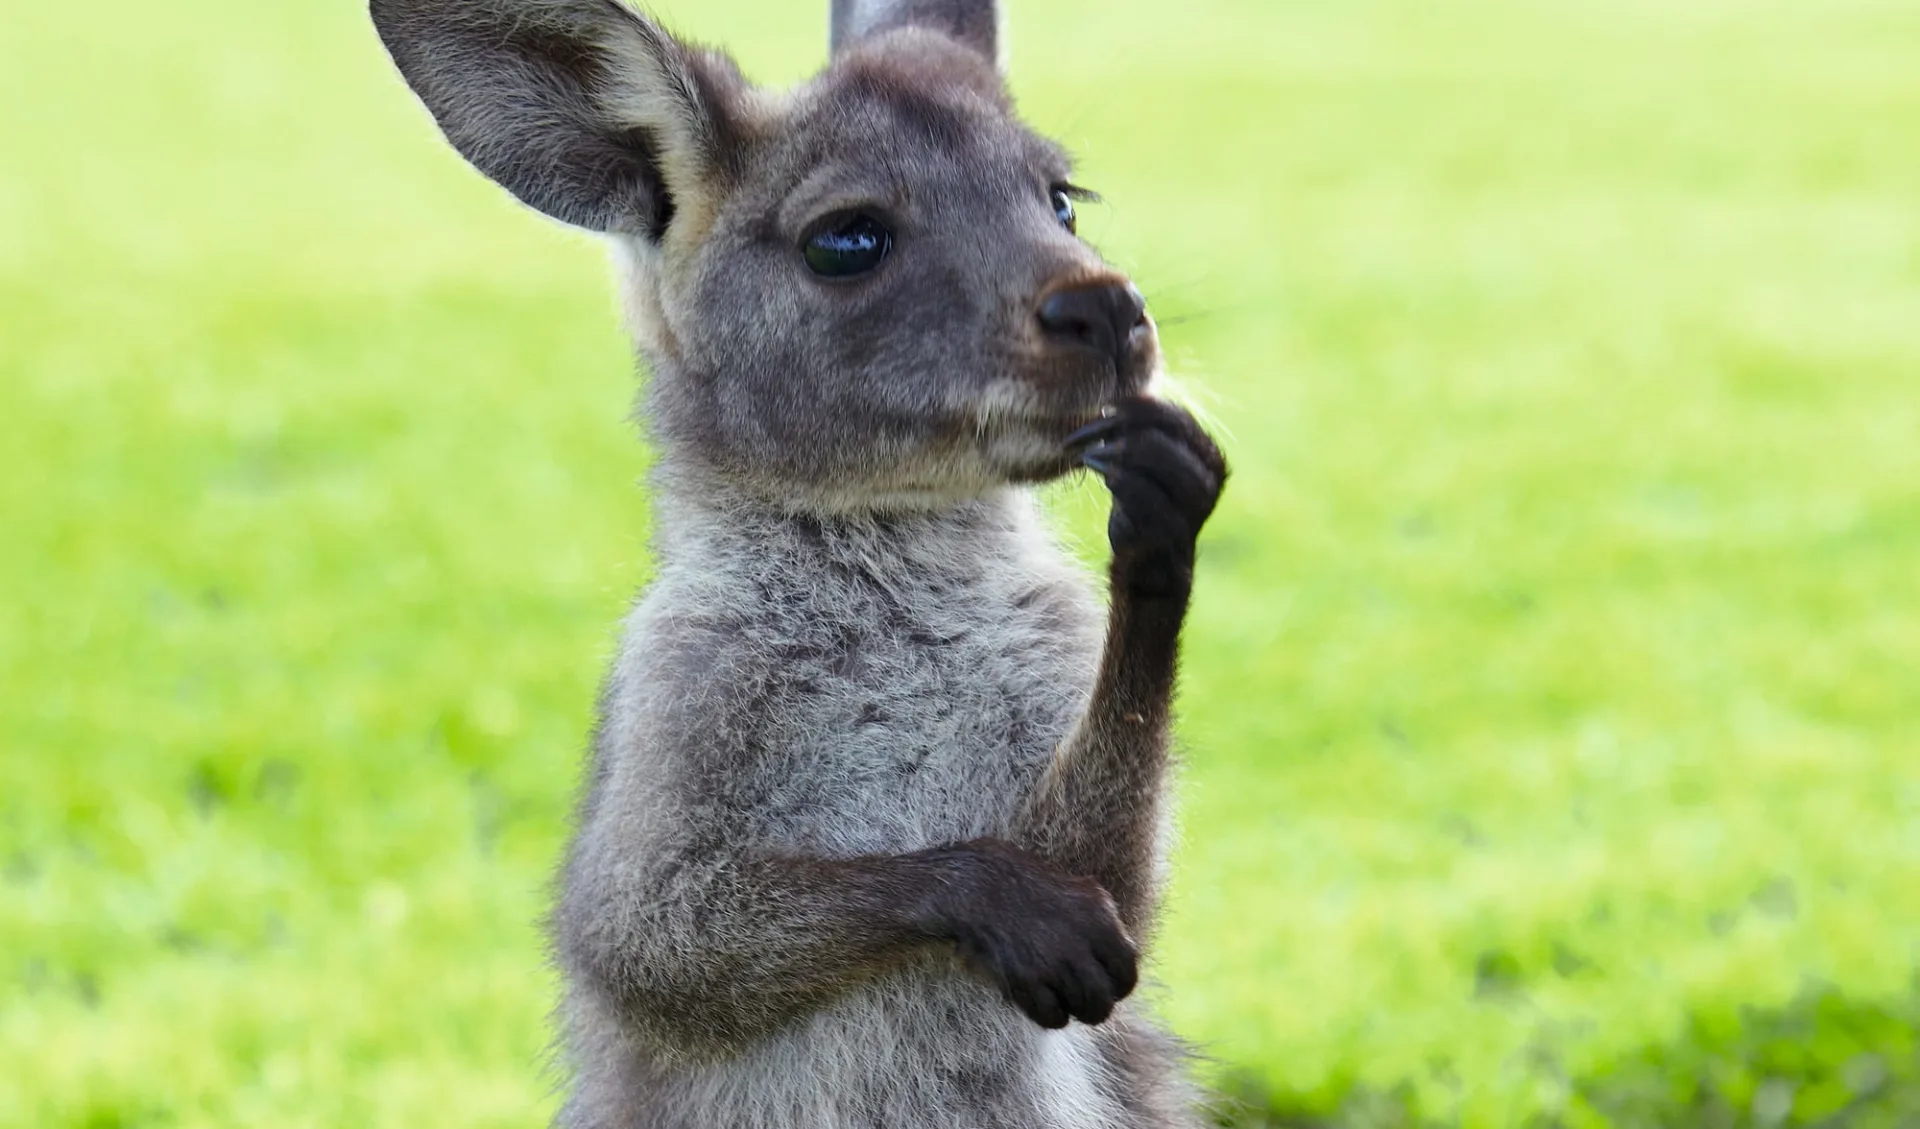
xmin=925 ymin=840 xmax=1139 ymax=1028
xmin=1069 ymin=398 xmax=1228 ymax=598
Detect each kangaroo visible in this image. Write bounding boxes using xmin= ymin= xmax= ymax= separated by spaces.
xmin=370 ymin=0 xmax=1228 ymax=1125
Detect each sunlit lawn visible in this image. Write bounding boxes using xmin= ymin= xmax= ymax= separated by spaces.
xmin=4 ymin=0 xmax=1919 ymax=1125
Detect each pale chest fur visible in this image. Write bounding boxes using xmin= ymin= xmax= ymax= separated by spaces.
xmin=654 ymin=962 xmax=1136 ymax=1129
xmin=611 ymin=491 xmax=1105 ymax=856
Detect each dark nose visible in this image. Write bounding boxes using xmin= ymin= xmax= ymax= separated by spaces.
xmin=1037 ymin=281 xmax=1148 ymax=365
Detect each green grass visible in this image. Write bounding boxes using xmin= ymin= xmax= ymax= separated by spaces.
xmin=5 ymin=0 xmax=1920 ymax=1125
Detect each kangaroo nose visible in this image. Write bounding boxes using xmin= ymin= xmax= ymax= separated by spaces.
xmin=1037 ymin=281 xmax=1148 ymax=366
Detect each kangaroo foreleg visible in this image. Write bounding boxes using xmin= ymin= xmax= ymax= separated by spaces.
xmin=1014 ymin=397 xmax=1228 ymax=931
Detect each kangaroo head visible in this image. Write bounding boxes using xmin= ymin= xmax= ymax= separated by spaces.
xmin=372 ymin=0 xmax=1157 ymax=510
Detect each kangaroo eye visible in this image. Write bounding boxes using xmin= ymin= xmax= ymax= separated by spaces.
xmin=803 ymin=213 xmax=892 ymax=278
xmin=1050 ymin=187 xmax=1077 ymax=234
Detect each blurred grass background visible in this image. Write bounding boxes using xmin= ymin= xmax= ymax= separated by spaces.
xmin=4 ymin=0 xmax=1920 ymax=1125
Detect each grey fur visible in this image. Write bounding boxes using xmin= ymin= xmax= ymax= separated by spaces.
xmin=831 ymin=0 xmax=1001 ymax=61
xmin=369 ymin=2 xmax=1228 ymax=1126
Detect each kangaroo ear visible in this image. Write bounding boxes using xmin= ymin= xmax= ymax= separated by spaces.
xmin=829 ymin=0 xmax=1000 ymax=65
xmin=371 ymin=0 xmax=742 ymax=237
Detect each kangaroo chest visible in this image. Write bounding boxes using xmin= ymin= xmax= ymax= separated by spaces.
xmin=734 ymin=565 xmax=1103 ymax=855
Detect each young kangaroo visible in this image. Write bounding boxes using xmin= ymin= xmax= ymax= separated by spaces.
xmin=371 ymin=0 xmax=1228 ymax=1125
